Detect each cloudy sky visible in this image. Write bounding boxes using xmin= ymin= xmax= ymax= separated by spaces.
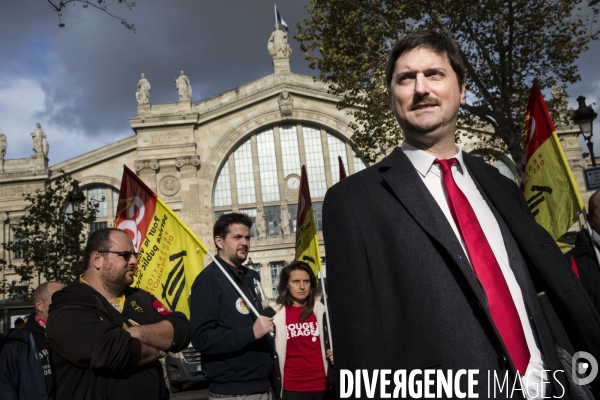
xmin=1 ymin=1 xmax=599 ymax=165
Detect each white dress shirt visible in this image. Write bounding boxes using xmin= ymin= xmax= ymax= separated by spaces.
xmin=401 ymin=142 xmax=548 ymax=399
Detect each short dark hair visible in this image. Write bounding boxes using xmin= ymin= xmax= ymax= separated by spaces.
xmin=83 ymin=228 xmax=124 ymax=269
xmin=213 ymin=213 xmax=253 ymax=250
xmin=276 ymin=261 xmax=320 ymax=322
xmin=589 ymin=190 xmax=600 ymax=215
xmin=385 ymin=30 xmax=465 ymax=91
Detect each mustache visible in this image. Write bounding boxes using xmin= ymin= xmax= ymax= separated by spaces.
xmin=410 ymin=96 xmax=439 ymax=111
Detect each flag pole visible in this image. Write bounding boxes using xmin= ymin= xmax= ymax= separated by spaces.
xmin=207 ymin=251 xmax=261 ymax=319
xmin=319 ymin=271 xmax=333 ymax=352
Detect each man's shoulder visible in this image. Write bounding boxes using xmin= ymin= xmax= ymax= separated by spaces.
xmin=50 ymin=280 xmax=98 ymax=310
xmin=326 ymin=149 xmax=404 ymax=195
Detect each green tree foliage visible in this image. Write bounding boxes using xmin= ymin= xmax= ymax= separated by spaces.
xmin=296 ymin=0 xmax=597 ymax=163
xmin=0 ymin=172 xmax=99 ymax=300
xmin=46 ymin=0 xmax=136 ymax=31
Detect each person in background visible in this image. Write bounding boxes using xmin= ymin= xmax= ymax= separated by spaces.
xmin=190 ymin=213 xmax=273 ymax=400
xmin=266 ymin=261 xmax=333 ymax=400
xmin=0 ymin=281 xmax=64 ymax=400
xmin=46 ymin=228 xmax=190 ymax=400
xmin=568 ymin=190 xmax=600 ymax=311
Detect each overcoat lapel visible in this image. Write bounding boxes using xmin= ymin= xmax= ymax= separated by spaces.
xmin=380 ymin=149 xmax=489 ymax=308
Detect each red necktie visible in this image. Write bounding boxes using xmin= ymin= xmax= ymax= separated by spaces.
xmin=435 ymin=158 xmax=530 ymax=374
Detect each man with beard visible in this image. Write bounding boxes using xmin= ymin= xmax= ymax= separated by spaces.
xmin=46 ymin=228 xmax=191 ymax=400
xmin=0 ymin=281 xmax=63 ymax=399
xmin=323 ymin=30 xmax=600 ymax=398
xmin=190 ymin=213 xmax=274 ymax=400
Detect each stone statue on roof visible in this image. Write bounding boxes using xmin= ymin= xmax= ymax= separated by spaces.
xmin=31 ymin=123 xmax=48 ymax=158
xmin=175 ymin=70 xmax=192 ymax=101
xmin=136 ymin=73 xmax=151 ymax=104
xmin=0 ymin=133 xmax=6 ymax=160
xmin=268 ymin=23 xmax=292 ymax=59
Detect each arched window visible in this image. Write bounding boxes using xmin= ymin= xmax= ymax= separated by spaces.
xmin=65 ymin=186 xmax=120 ymax=232
xmin=212 ymin=124 xmax=367 ymax=234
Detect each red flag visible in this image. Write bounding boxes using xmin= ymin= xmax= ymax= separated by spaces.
xmin=520 ymin=79 xmax=583 ymax=240
xmin=338 ymin=156 xmax=347 ymax=180
xmin=295 ymin=165 xmax=322 ymax=275
xmin=114 ymin=165 xmax=208 ymax=316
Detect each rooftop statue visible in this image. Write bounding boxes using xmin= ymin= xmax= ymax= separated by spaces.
xmin=31 ymin=123 xmax=48 ymax=158
xmin=136 ymin=73 xmax=151 ymax=104
xmin=175 ymin=70 xmax=192 ymax=101
xmin=268 ymin=23 xmax=292 ymax=59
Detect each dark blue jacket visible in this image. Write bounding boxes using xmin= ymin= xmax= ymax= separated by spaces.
xmin=0 ymin=314 xmax=48 ymax=400
xmin=190 ymin=256 xmax=273 ymax=395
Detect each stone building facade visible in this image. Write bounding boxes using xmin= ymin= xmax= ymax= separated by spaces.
xmin=0 ymin=26 xmax=594 ymax=300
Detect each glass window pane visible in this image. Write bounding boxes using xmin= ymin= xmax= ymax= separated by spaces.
xmin=112 ymin=189 xmax=119 ymax=217
xmin=353 ymin=151 xmax=367 ymax=173
xmin=327 ymin=133 xmax=349 ymax=185
xmin=256 ymin=130 xmax=280 ymax=202
xmin=12 ymin=236 xmax=26 ymax=260
xmin=88 ymin=187 xmax=108 ymax=218
xmin=234 ymin=141 xmax=256 ymax=205
xmin=263 ymin=205 xmax=281 ymax=236
xmin=89 ymin=221 xmax=108 ymax=232
xmin=313 ymin=201 xmax=323 ymax=232
xmin=240 ymin=208 xmax=259 ymax=238
xmin=213 ymin=210 xmax=232 ymax=223
xmin=214 ymin=160 xmax=232 ymax=207
xmin=280 ymin=125 xmax=301 ymax=178
xmin=270 ymin=261 xmax=285 ymax=298
xmin=302 ymin=126 xmax=327 ymax=198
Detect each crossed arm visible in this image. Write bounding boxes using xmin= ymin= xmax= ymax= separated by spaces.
xmin=127 ymin=321 xmax=174 ymax=366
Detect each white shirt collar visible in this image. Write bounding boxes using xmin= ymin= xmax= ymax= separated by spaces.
xmin=400 ymin=141 xmax=466 ymax=177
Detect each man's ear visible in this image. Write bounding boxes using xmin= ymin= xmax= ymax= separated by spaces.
xmin=34 ymin=299 xmax=44 ymax=314
xmin=91 ymin=251 xmax=104 ymax=271
xmin=460 ymin=82 xmax=466 ymax=105
xmin=214 ymin=236 xmax=223 ymax=251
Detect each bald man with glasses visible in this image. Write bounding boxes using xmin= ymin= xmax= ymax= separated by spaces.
xmin=46 ymin=228 xmax=191 ymax=400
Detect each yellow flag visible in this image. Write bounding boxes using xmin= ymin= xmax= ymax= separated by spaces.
xmin=520 ymin=80 xmax=584 ymax=241
xmin=295 ymin=165 xmax=322 ymax=276
xmin=114 ymin=166 xmax=207 ymax=317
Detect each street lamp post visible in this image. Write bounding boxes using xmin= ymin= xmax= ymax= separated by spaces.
xmin=66 ymin=180 xmax=86 ymax=214
xmin=572 ymin=96 xmax=598 ymax=167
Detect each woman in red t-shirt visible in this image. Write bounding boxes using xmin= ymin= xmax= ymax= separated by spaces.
xmin=267 ymin=261 xmax=334 ymax=400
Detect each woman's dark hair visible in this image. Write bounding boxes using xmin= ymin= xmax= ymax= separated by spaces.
xmin=276 ymin=261 xmax=320 ymax=322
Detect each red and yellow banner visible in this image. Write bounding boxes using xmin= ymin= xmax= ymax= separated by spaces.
xmin=114 ymin=166 xmax=207 ymax=317
xmin=295 ymin=165 xmax=322 ymax=276
xmin=520 ymin=79 xmax=584 ymax=241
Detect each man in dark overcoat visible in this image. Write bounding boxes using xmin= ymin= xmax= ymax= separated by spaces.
xmin=323 ymin=30 xmax=600 ymax=399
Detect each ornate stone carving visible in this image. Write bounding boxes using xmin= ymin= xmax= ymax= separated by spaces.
xmin=268 ymin=25 xmax=292 ymax=59
xmin=0 ymin=212 xmax=8 ymax=222
xmin=175 ymin=70 xmax=192 ymax=101
xmin=175 ymin=155 xmax=201 ymax=170
xmin=134 ymin=159 xmax=160 ymax=174
xmin=31 ymin=123 xmax=48 ymax=158
xmin=159 ymin=175 xmax=181 ymax=196
xmin=280 ymin=204 xmax=291 ymax=235
xmin=256 ymin=206 xmax=267 ymax=237
xmin=551 ymin=86 xmax=568 ymax=126
xmin=278 ymin=91 xmax=293 ymax=118
xmin=0 ymin=133 xmax=6 ymax=160
xmin=136 ymin=73 xmax=151 ymax=104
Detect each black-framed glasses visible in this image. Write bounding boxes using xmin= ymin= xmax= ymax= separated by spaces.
xmin=99 ymin=251 xmax=138 ymax=262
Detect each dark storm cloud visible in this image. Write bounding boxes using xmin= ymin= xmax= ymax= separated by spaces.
xmin=0 ymin=1 xmax=598 ymax=164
